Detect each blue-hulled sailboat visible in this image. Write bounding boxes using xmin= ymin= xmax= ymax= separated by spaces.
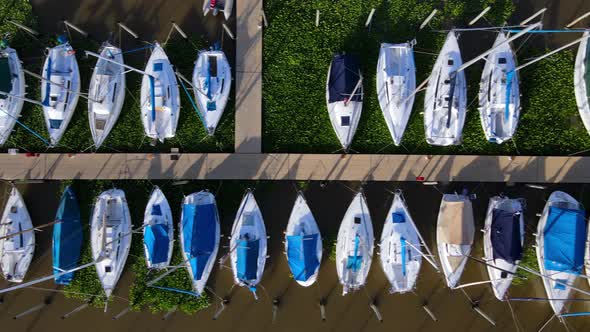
xmin=285 ymin=192 xmax=322 ymax=287
xmin=179 ymin=191 xmax=220 ymax=296
xmin=52 ymin=186 xmax=82 ymax=285
xmin=143 ymin=187 xmax=173 ymax=270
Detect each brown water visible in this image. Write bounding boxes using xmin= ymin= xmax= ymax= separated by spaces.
xmin=2 ymin=0 xmax=590 ymax=331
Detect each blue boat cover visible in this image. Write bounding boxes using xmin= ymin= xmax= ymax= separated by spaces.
xmin=237 ymin=238 xmax=259 ymax=281
xmin=286 ymin=234 xmax=320 ymax=281
xmin=144 ymin=224 xmax=170 ymax=264
xmin=491 ymin=209 xmax=523 ymax=263
xmin=151 ymin=204 xmax=162 ymax=216
xmin=182 ymin=203 xmax=217 ymax=280
xmin=346 ymin=235 xmax=362 ymax=272
xmin=328 ymin=54 xmax=361 ymax=103
xmin=392 ymin=212 xmax=405 ymax=223
xmin=400 ymin=236 xmax=407 ymax=276
xmin=543 ymin=207 xmax=586 ymax=274
xmin=53 ymin=186 xmax=82 ymax=285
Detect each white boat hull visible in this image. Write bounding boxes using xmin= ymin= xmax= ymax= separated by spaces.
xmin=0 ymin=47 xmax=25 ymax=145
xmin=88 ymin=43 xmax=126 ymax=149
xmin=202 ymin=0 xmax=233 ymax=20
xmin=575 ymin=31 xmax=590 ymax=136
xmin=91 ymin=189 xmax=131 ymax=298
xmin=336 ymin=192 xmax=374 ymax=295
xmin=140 ymin=43 xmax=180 ymax=142
xmin=376 ymin=42 xmax=416 ymax=146
xmin=0 ymin=187 xmax=34 ymax=283
xmin=424 ymin=31 xmax=466 ymax=146
xmin=41 ymin=43 xmax=80 ymax=147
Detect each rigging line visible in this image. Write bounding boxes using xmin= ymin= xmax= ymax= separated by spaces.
xmin=27 ymin=286 xmax=130 ymax=302
xmin=506 ymin=297 xmax=522 ymax=332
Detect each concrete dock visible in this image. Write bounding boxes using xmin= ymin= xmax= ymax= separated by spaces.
xmin=3 ymin=153 xmax=590 ymax=182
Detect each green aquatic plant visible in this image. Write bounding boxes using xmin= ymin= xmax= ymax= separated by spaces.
xmin=513 ymin=245 xmax=539 ymax=286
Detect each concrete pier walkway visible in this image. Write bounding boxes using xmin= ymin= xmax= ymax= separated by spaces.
xmin=234 ymin=0 xmax=262 ymax=153
xmin=2 ymin=153 xmax=590 ymax=182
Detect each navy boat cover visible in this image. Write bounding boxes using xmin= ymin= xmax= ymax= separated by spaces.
xmin=286 ymin=233 xmax=320 ymax=281
xmin=543 ymin=207 xmax=586 ymax=274
xmin=491 ymin=209 xmax=522 ymax=263
xmin=52 ymin=186 xmax=82 ymax=285
xmin=237 ymin=238 xmax=260 ymax=281
xmin=328 ymin=54 xmax=361 ymax=103
xmin=144 ymin=224 xmax=169 ymax=264
xmin=182 ymin=203 xmax=217 ymax=280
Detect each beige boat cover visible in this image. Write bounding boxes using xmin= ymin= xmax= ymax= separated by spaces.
xmin=437 ymin=200 xmax=474 ymax=245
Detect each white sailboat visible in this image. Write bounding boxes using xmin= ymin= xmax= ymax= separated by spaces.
xmin=326 ymin=53 xmax=363 ymax=150
xmin=336 ymin=192 xmax=373 ymax=295
xmin=179 ymin=191 xmax=220 ymax=295
xmin=536 ymin=191 xmax=586 ymax=316
xmin=88 ymin=42 xmax=126 ymax=149
xmin=192 ymin=48 xmax=231 ymax=135
xmin=202 ymin=0 xmax=234 ymax=20
xmin=424 ymin=31 xmax=466 ymax=146
xmin=143 ymin=187 xmax=173 ymax=270
xmin=90 ymin=189 xmax=131 ymax=299
xmin=284 ymin=192 xmax=322 ymax=287
xmin=436 ymin=193 xmax=474 ymax=288
xmin=482 ymin=196 xmax=524 ymax=300
xmin=229 ymin=191 xmax=267 ymax=298
xmin=0 ymin=43 xmax=25 ymax=145
xmin=0 ymin=187 xmax=34 ymax=283
xmin=140 ymin=42 xmax=180 ymax=143
xmin=376 ymin=42 xmax=416 ymax=146
xmin=575 ymin=31 xmax=590 ymax=135
xmin=41 ymin=38 xmax=80 ymax=146
xmin=478 ymin=31 xmax=520 ymax=144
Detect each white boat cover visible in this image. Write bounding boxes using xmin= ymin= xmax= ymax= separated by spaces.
xmin=141 ymin=43 xmax=180 ymax=142
xmin=192 ymin=49 xmax=231 ymax=135
xmin=380 ymin=192 xmax=422 ymax=293
xmin=0 ymin=46 xmax=25 ymax=145
xmin=284 ymin=192 xmax=322 ymax=287
xmin=336 ymin=192 xmax=373 ymax=295
xmin=41 ymin=42 xmax=80 ymax=146
xmin=91 ymin=189 xmax=131 ymax=298
xmin=478 ymin=31 xmax=520 ymax=144
xmin=376 ymin=42 xmax=416 ymax=145
xmin=88 ymin=42 xmax=126 ymax=149
xmin=230 ymin=191 xmax=267 ymax=294
xmin=424 ymin=31 xmax=466 ymax=146
xmin=0 ymin=187 xmax=34 ymax=283
xmin=575 ymin=31 xmax=590 ymax=136
xmin=143 ymin=187 xmax=173 ymax=270
xmin=436 ymin=194 xmax=474 ymax=288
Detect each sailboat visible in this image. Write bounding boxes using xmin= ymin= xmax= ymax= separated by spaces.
xmin=575 ymin=31 xmax=590 ymax=135
xmin=284 ymin=192 xmax=322 ymax=287
xmin=376 ymin=42 xmax=416 ymax=146
xmin=179 ymin=191 xmax=220 ymax=295
xmin=192 ymin=47 xmax=232 ymax=135
xmin=326 ymin=53 xmax=363 ymax=150
xmin=41 ymin=36 xmax=80 ymax=146
xmin=202 ymin=0 xmax=234 ymax=20
xmin=536 ymin=191 xmax=586 ymax=316
xmin=424 ymin=30 xmax=466 ymax=146
xmin=336 ymin=192 xmax=374 ymax=295
xmin=140 ymin=42 xmax=180 ymax=143
xmin=90 ymin=189 xmax=131 ymax=299
xmin=380 ymin=191 xmax=427 ymax=294
xmin=230 ymin=191 xmax=267 ymax=298
xmin=52 ymin=186 xmax=82 ymax=285
xmin=143 ymin=187 xmax=173 ymax=270
xmin=436 ymin=193 xmax=474 ymax=288
xmin=482 ymin=196 xmax=524 ymax=300
xmin=88 ymin=42 xmax=126 ymax=149
xmin=0 ymin=187 xmax=34 ymax=283
xmin=478 ymin=31 xmax=520 ymax=144
xmin=0 ymin=41 xmax=25 ymax=145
